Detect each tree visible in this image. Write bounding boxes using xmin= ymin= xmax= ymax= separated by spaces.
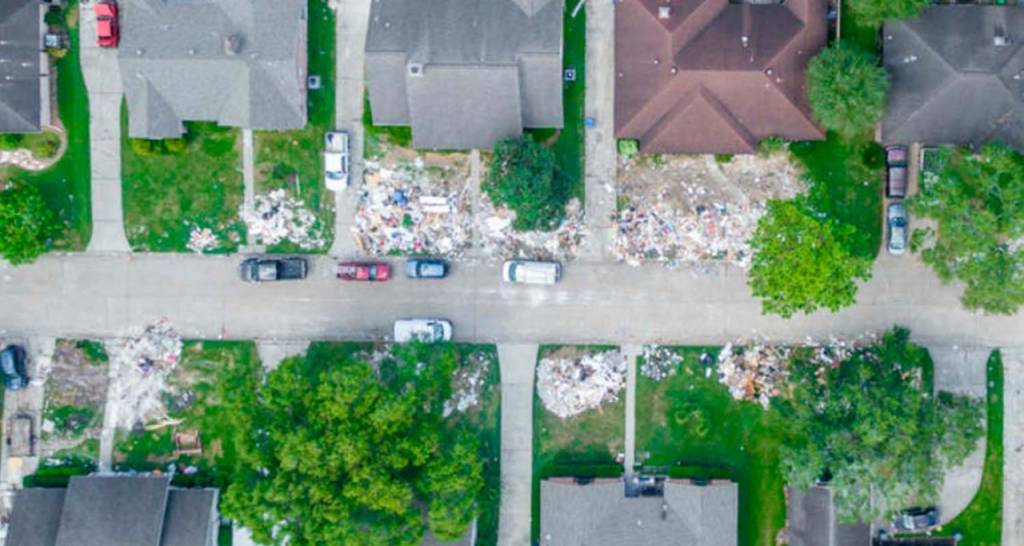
xmin=483 ymin=136 xmax=569 ymax=231
xmin=909 ymin=144 xmax=1024 ymax=314
xmin=220 ymin=343 xmax=483 ymax=546
xmin=0 ymin=180 xmax=58 ymax=265
xmin=806 ymin=43 xmax=889 ymax=141
xmin=779 ymin=328 xmax=984 ymax=523
xmin=747 ymin=199 xmax=873 ymax=318
xmin=846 ymin=0 xmax=929 ymax=30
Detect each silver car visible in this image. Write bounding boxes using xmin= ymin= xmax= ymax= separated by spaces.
xmin=887 ymin=202 xmax=908 ymax=255
xmin=324 ymin=131 xmax=350 ymax=191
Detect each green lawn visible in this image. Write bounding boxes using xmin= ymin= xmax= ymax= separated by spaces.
xmin=936 ymin=350 xmax=1004 ymax=544
xmin=0 ymin=1 xmax=91 ymax=250
xmin=635 ymin=347 xmax=791 ymax=546
xmin=253 ymin=0 xmax=336 ymax=253
xmin=362 ymin=91 xmax=412 ymax=160
xmin=121 ymin=113 xmax=245 ymax=252
xmin=839 ymin=2 xmax=880 ymax=54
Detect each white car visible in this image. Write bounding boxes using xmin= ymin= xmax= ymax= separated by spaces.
xmin=324 ymin=131 xmax=350 ymax=191
xmin=393 ymin=319 xmax=453 ymax=343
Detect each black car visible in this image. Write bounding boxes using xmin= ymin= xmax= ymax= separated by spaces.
xmin=0 ymin=345 xmax=29 ymax=390
xmin=892 ymin=506 xmax=939 ymax=532
xmin=239 ymin=257 xmax=308 ymax=283
xmin=404 ymin=259 xmax=449 ymax=279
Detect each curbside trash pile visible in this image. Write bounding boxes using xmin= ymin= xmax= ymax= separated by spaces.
xmin=537 ymin=349 xmax=628 ymax=419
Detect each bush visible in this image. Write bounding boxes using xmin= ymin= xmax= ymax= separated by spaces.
xmin=26 ymin=132 xmax=62 ymax=159
xmin=483 ymin=136 xmax=569 ymax=232
xmin=129 ymin=138 xmax=157 ymax=156
xmin=714 ymin=153 xmax=733 ymax=164
xmin=758 ymin=137 xmax=786 ymax=156
xmin=163 ymin=138 xmax=188 ymax=154
xmin=44 ymin=7 xmax=64 ymax=26
xmin=0 ymin=134 xmax=24 ymax=150
xmin=0 ymin=180 xmax=60 ymax=265
xmin=617 ymin=139 xmax=640 ymax=161
xmin=806 ymin=43 xmax=889 ymax=141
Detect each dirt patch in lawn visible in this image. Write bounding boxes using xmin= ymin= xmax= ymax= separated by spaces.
xmin=41 ymin=340 xmax=109 ymax=460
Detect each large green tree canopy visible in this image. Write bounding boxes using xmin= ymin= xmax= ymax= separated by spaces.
xmin=0 ymin=180 xmax=58 ymax=265
xmin=846 ymin=0 xmax=930 ymax=30
xmin=484 ymin=136 xmax=569 ymax=231
xmin=805 ymin=43 xmax=889 ymax=142
xmin=779 ymin=328 xmax=984 ymax=523
xmin=747 ymin=199 xmax=873 ymax=318
xmin=220 ymin=343 xmax=483 ymax=546
xmin=910 ymin=144 xmax=1024 ymax=314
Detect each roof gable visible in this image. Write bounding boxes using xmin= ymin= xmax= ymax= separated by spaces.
xmin=55 ymin=476 xmax=171 ymax=546
xmin=7 ymin=489 xmax=66 ymax=546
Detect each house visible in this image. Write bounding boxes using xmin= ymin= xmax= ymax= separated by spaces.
xmin=118 ymin=0 xmax=308 ymax=140
xmin=785 ymin=486 xmax=870 ymax=546
xmin=5 ymin=475 xmax=219 ymax=546
xmin=0 ymin=0 xmax=43 ymax=133
xmin=882 ymin=6 xmax=1024 ymax=151
xmin=615 ymin=0 xmax=827 ymax=154
xmin=539 ymin=477 xmax=738 ymax=545
xmin=364 ymin=0 xmax=564 ymax=150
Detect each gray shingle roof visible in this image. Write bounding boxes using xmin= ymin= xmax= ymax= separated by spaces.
xmin=5 ymin=488 xmax=65 ymax=546
xmin=55 ymin=475 xmax=172 ymax=546
xmin=786 ymin=487 xmax=870 ymax=546
xmin=882 ymin=6 xmax=1024 ymax=150
xmin=539 ymin=478 xmax=738 ymax=546
xmin=0 ymin=0 xmax=42 ymax=133
xmin=160 ymin=489 xmax=219 ymax=546
xmin=365 ymin=0 xmax=564 ymax=150
xmin=119 ymin=0 xmax=307 ymax=139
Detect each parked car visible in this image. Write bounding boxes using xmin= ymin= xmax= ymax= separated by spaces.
xmin=337 ymin=261 xmax=391 ymax=282
xmin=393 ymin=319 xmax=453 ymax=343
xmin=0 ymin=345 xmax=29 ymax=391
xmin=502 ymin=260 xmax=562 ymax=285
xmin=405 ymin=259 xmax=449 ymax=279
xmin=95 ymin=1 xmax=119 ymax=48
xmin=887 ymin=202 xmax=908 ymax=255
xmin=324 ymin=131 xmax=350 ymax=191
xmin=239 ymin=257 xmax=308 ymax=283
xmin=892 ymin=507 xmax=939 ymax=532
xmin=886 ymin=145 xmax=908 ymax=198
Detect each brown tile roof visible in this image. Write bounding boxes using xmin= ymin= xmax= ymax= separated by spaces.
xmin=615 ymin=0 xmax=827 ymax=154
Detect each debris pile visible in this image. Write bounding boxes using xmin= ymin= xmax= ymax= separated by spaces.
xmin=717 ymin=343 xmax=791 ymax=409
xmin=537 ymin=350 xmax=628 ymax=419
xmin=186 ymin=227 xmax=218 ymax=254
xmin=640 ymin=345 xmax=683 ymax=381
xmin=242 ymin=189 xmax=326 ymax=250
xmin=476 ymin=196 xmax=587 ymax=260
xmin=352 ymin=157 xmax=473 ymax=257
xmin=444 ymin=352 xmax=491 ymax=417
xmin=107 ymin=320 xmax=184 ymax=429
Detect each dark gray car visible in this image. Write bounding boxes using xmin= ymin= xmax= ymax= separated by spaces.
xmin=0 ymin=345 xmax=29 ymax=390
xmin=405 ymin=259 xmax=449 ymax=279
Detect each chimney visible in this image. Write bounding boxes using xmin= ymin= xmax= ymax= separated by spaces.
xmin=223 ymin=34 xmax=242 ymax=55
xmin=994 ymin=25 xmax=1010 ymax=47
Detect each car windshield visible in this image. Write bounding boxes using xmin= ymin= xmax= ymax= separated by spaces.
xmin=891 ymin=217 xmax=906 ymax=227
xmin=423 ymin=263 xmax=443 ymax=276
xmin=432 ymin=324 xmax=444 ymax=339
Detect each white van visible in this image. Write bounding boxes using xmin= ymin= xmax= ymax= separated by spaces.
xmin=501 ymin=260 xmax=562 ymax=285
xmin=393 ymin=319 xmax=453 ymax=343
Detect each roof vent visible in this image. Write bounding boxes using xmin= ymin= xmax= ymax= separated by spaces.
xmin=223 ymin=34 xmax=242 ymax=55
xmin=741 ymin=35 xmax=750 ymax=48
xmin=994 ymin=28 xmax=1011 ymax=47
xmin=187 ymin=48 xmax=196 ymax=56
xmin=658 ymin=6 xmax=671 ymax=19
xmin=408 ymin=63 xmax=424 ymax=77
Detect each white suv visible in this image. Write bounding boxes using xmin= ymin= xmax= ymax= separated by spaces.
xmin=324 ymin=131 xmax=350 ymax=191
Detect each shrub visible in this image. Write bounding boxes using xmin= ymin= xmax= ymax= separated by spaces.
xmin=483 ymin=136 xmax=569 ymax=232
xmin=0 ymin=180 xmax=60 ymax=265
xmin=758 ymin=137 xmax=786 ymax=156
xmin=617 ymin=139 xmax=640 ymax=161
xmin=806 ymin=43 xmax=889 ymax=141
xmin=163 ymin=138 xmax=188 ymax=154
xmin=129 ymin=138 xmax=157 ymax=156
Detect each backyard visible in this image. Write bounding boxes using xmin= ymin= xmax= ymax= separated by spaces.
xmin=252 ymin=0 xmax=336 ymax=253
xmin=0 ymin=0 xmax=92 ymax=250
xmin=635 ymin=346 xmax=792 ymax=546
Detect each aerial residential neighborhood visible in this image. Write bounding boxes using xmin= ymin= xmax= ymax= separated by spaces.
xmin=0 ymin=0 xmax=1021 ymax=545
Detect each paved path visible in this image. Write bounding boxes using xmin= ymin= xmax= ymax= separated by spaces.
xmin=622 ymin=344 xmax=641 ymax=475
xmin=581 ymin=0 xmax=617 ymax=260
xmin=1003 ymin=348 xmax=1024 ymax=546
xmin=329 ymin=0 xmax=372 ymax=257
xmin=497 ymin=344 xmax=537 ymax=546
xmin=80 ymin=5 xmax=129 ymax=253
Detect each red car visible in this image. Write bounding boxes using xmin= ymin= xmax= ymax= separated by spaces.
xmin=337 ymin=262 xmax=391 ymax=282
xmin=95 ymin=1 xmax=119 ymax=48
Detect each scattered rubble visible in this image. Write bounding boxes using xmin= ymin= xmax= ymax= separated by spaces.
xmin=614 ymin=154 xmax=803 ymax=268
xmin=107 ymin=320 xmax=184 ymax=429
xmin=444 ymin=352 xmax=492 ymax=417
xmin=640 ymin=345 xmax=683 ymax=381
xmin=242 ymin=189 xmax=326 ymax=250
xmin=186 ymin=227 xmax=218 ymax=254
xmin=476 ymin=196 xmax=587 ymax=260
xmin=537 ymin=349 xmax=628 ymax=419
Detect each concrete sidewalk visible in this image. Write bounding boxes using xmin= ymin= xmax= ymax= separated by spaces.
xmin=497 ymin=344 xmax=537 ymax=546
xmin=622 ymin=344 xmax=641 ymax=475
xmin=1003 ymin=348 xmax=1024 ymax=546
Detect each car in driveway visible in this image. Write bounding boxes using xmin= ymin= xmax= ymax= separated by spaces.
xmin=892 ymin=507 xmax=939 ymax=532
xmin=886 ymin=145 xmax=908 ymax=198
xmin=337 ymin=261 xmax=391 ymax=282
xmin=95 ymin=1 xmax=119 ymax=48
xmin=324 ymin=131 xmax=350 ymax=191
xmin=887 ymin=202 xmax=908 ymax=255
xmin=393 ymin=319 xmax=453 ymax=343
xmin=405 ymin=258 xmax=449 ymax=279
xmin=0 ymin=345 xmax=29 ymax=391
xmin=239 ymin=257 xmax=308 ymax=282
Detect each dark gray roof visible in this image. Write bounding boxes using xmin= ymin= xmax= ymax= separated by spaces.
xmin=539 ymin=479 xmax=738 ymax=546
xmin=55 ymin=475 xmax=172 ymax=546
xmin=882 ymin=6 xmax=1024 ymax=150
xmin=119 ymin=0 xmax=307 ymax=139
xmin=365 ymin=0 xmax=564 ymax=149
xmin=5 ymin=488 xmax=65 ymax=546
xmin=786 ymin=487 xmax=870 ymax=546
xmin=0 ymin=0 xmax=42 ymax=133
xmin=160 ymin=489 xmax=219 ymax=546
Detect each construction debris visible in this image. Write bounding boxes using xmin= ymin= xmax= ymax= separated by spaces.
xmin=537 ymin=349 xmax=628 ymax=419
xmin=186 ymin=227 xmax=218 ymax=254
xmin=107 ymin=320 xmax=183 ymax=429
xmin=242 ymin=189 xmax=326 ymax=250
xmin=640 ymin=345 xmax=683 ymax=381
xmin=444 ymin=351 xmax=492 ymax=417
xmin=476 ymin=196 xmax=587 ymax=260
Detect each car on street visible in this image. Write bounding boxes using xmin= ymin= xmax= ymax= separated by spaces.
xmin=95 ymin=1 xmax=119 ymax=48
xmin=239 ymin=257 xmax=308 ymax=283
xmin=886 ymin=145 xmax=908 ymax=198
xmin=405 ymin=258 xmax=449 ymax=279
xmin=892 ymin=507 xmax=939 ymax=532
xmin=393 ymin=319 xmax=453 ymax=343
xmin=337 ymin=261 xmax=391 ymax=282
xmin=324 ymin=131 xmax=350 ymax=191
xmin=502 ymin=260 xmax=562 ymax=285
xmin=0 ymin=345 xmax=29 ymax=391
xmin=887 ymin=202 xmax=908 ymax=255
